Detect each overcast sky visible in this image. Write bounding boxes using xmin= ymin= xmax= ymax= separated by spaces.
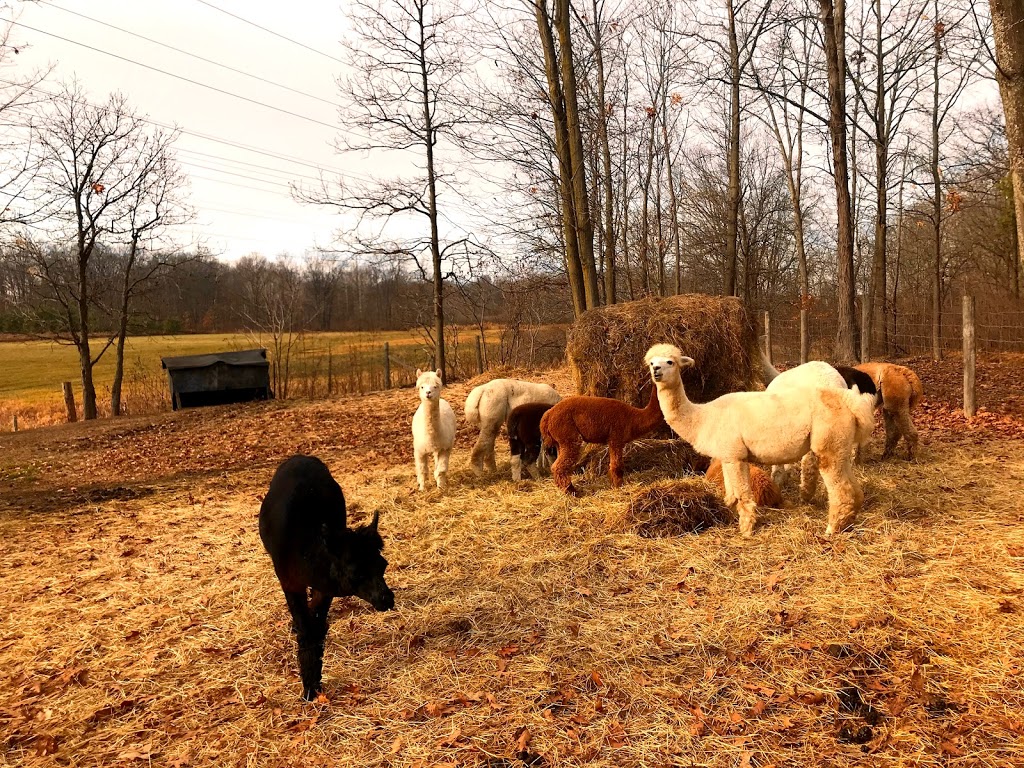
xmin=6 ymin=0 xmax=380 ymax=261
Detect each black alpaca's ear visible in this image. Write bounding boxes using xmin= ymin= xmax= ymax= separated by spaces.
xmin=370 ymin=510 xmax=380 ymax=533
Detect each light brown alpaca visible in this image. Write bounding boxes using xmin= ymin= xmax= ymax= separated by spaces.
xmin=540 ymin=385 xmax=666 ymax=495
xmin=854 ymin=362 xmax=924 ymax=459
xmin=706 ymin=459 xmax=783 ymax=508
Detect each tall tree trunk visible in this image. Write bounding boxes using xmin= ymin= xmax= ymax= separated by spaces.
xmin=724 ymin=0 xmax=742 ymax=297
xmin=640 ymin=119 xmax=655 ymax=294
xmin=535 ymin=1 xmax=587 ymax=316
xmin=866 ymin=0 xmax=888 ymax=357
xmin=553 ymin=0 xmax=599 ymax=310
xmin=110 ymin=239 xmax=138 ymax=417
xmin=660 ymin=98 xmax=683 ymax=295
xmin=419 ymin=3 xmax=446 ymax=379
xmin=931 ymin=0 xmax=942 ymax=361
xmin=592 ymin=0 xmax=617 ymax=304
xmin=76 ymin=240 xmax=98 ymax=420
xmin=819 ymin=0 xmax=857 ymax=361
xmin=990 ymin=0 xmax=1024 ymax=272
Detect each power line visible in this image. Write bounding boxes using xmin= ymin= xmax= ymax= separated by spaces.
xmin=39 ymin=1 xmax=342 ymax=109
xmin=175 ymin=147 xmax=322 ymax=184
xmin=1 ymin=17 xmax=340 ymax=130
xmin=193 ymin=0 xmax=346 ymax=66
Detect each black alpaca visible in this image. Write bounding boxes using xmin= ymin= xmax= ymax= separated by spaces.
xmin=259 ymin=455 xmax=394 ymax=700
xmin=506 ymin=401 xmax=556 ymax=480
xmin=835 ymin=365 xmax=881 ymax=405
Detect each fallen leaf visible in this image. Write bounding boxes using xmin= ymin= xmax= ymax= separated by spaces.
xmin=514 ymin=725 xmax=531 ymax=752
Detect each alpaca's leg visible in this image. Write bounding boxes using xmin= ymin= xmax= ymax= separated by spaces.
xmin=607 ymin=437 xmax=626 ymax=488
xmin=551 ymin=439 xmax=581 ymax=496
xmin=309 ymin=589 xmax=334 ymax=626
xmin=510 ymin=453 xmax=523 ymax=481
xmin=471 ymin=421 xmax=500 ymax=473
xmin=435 ymin=449 xmax=451 ymax=490
xmin=414 ymin=450 xmax=429 ymax=491
xmin=725 ymin=462 xmax=757 ymax=537
xmin=895 ymin=406 xmax=919 ymax=460
xmin=881 ymin=409 xmax=900 ymax=459
xmin=799 ymin=452 xmax=819 ymax=503
xmin=818 ymin=452 xmax=859 ymax=535
xmin=771 ymin=464 xmax=788 ymax=488
xmin=284 ymin=590 xmax=326 ymax=701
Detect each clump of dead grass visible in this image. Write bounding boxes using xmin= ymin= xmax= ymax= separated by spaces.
xmin=565 ymin=294 xmax=762 ymax=407
xmin=613 ymin=479 xmax=734 ymax=537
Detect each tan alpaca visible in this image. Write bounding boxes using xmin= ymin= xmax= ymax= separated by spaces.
xmin=706 ymin=458 xmax=783 ymax=509
xmin=645 ymin=344 xmax=875 ymax=536
xmin=854 ymin=362 xmax=924 ymax=459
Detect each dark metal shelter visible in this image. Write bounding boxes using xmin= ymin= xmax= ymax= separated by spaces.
xmin=161 ymin=348 xmax=272 ymax=410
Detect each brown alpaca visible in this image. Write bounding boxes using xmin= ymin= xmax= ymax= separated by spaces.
xmin=706 ymin=459 xmax=783 ymax=508
xmin=540 ymin=385 xmax=666 ymax=495
xmin=854 ymin=362 xmax=924 ymax=459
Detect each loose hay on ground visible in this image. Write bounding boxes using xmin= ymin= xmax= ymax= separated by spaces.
xmin=2 ymin=364 xmax=1024 ymax=767
xmin=566 ymin=294 xmax=763 ymax=407
xmin=615 ymin=479 xmax=734 ymax=537
xmin=579 ymin=438 xmax=710 ymax=482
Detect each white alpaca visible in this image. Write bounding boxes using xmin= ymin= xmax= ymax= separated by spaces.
xmin=764 ymin=360 xmax=848 ymax=493
xmin=464 ymin=378 xmax=561 ymax=475
xmin=412 ymin=369 xmax=456 ymax=491
xmin=645 ymin=344 xmax=875 ymax=536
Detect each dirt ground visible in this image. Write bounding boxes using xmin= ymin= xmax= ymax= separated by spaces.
xmin=2 ymin=355 xmax=1023 ymax=767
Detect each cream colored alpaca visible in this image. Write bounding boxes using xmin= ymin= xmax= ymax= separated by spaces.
xmin=464 ymin=378 xmax=561 ymax=475
xmin=645 ymin=344 xmax=875 ymax=536
xmin=412 ymin=369 xmax=456 ymax=491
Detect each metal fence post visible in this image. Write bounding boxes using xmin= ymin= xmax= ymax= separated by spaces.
xmin=383 ymin=342 xmax=391 ymax=390
xmin=763 ymin=311 xmax=772 ymax=366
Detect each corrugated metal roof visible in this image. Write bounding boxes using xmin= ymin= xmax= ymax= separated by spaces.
xmin=161 ymin=348 xmax=269 ymax=371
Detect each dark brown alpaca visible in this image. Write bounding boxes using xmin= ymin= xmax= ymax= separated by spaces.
xmin=540 ymin=385 xmax=666 ymax=495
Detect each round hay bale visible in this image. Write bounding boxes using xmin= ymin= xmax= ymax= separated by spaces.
xmin=620 ymin=480 xmax=734 ymax=537
xmin=566 ymin=294 xmax=763 ymax=407
xmin=580 ymin=439 xmax=710 ymax=481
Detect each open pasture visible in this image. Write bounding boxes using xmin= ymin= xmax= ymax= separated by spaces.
xmin=2 ymin=357 xmax=1024 ymax=767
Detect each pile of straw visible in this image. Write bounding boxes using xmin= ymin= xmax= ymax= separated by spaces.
xmin=580 ymin=438 xmax=710 ymax=482
xmin=565 ymin=294 xmax=762 ymax=407
xmin=618 ymin=480 xmax=734 ymax=537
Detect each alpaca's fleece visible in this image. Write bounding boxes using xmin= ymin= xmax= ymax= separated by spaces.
xmin=765 ymin=360 xmax=872 ymax=481
xmin=465 ymin=379 xmax=560 ymax=474
xmin=706 ymin=459 xmax=783 ymax=509
xmin=855 ymin=361 xmax=924 ymax=459
xmin=412 ymin=370 xmax=456 ymax=491
xmin=647 ymin=344 xmax=871 ymax=536
xmin=540 ymin=386 xmax=666 ymax=495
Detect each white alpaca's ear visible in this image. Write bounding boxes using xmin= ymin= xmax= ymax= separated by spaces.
xmin=678 ymin=357 xmax=695 ymax=369
xmin=416 ymin=368 xmax=423 ymax=378
xmin=435 ymin=369 xmax=442 ymax=380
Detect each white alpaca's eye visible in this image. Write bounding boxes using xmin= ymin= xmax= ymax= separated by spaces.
xmin=666 ymin=361 xmax=674 ymax=366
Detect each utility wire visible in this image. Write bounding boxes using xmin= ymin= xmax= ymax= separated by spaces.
xmin=193 ymin=0 xmax=346 ymax=65
xmin=1 ymin=17 xmax=339 ymax=130
xmin=40 ymin=1 xmax=342 ymax=109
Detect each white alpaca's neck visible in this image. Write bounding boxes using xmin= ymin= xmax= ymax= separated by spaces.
xmin=657 ymin=378 xmax=705 ymax=445
xmin=420 ymin=396 xmax=443 ymax=438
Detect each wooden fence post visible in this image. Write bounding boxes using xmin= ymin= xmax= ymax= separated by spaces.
xmin=383 ymin=342 xmax=391 ymax=390
xmin=800 ymin=308 xmax=809 ymax=364
xmin=963 ymin=294 xmax=976 ymax=418
xmin=12 ymin=415 xmax=18 ymax=432
xmin=62 ymin=382 xmax=77 ymax=423
xmin=860 ymin=295 xmax=870 ymax=362
xmin=763 ymin=311 xmax=772 ymax=366
xmin=475 ymin=336 xmax=484 ymax=375
xmin=327 ymin=347 xmax=333 ymax=395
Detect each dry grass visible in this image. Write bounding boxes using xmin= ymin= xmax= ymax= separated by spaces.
xmin=2 ymin=367 xmax=1024 ymax=767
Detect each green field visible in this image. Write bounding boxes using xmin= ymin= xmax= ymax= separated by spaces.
xmin=0 ymin=330 xmax=443 ymax=404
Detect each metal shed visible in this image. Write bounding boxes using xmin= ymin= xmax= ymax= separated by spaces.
xmin=161 ymin=348 xmax=272 ymax=410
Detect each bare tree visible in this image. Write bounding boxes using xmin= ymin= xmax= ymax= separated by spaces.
xmin=818 ymin=0 xmax=858 ymax=360
xmin=296 ymin=0 xmax=470 ymax=381
xmin=986 ymin=0 xmax=1024 ymax=272
xmin=26 ymin=83 xmax=190 ymax=419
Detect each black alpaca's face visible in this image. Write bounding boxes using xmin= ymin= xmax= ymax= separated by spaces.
xmin=347 ymin=526 xmax=395 ymax=612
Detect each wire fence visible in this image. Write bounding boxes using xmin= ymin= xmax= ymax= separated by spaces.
xmin=764 ymin=297 xmax=1024 ymax=365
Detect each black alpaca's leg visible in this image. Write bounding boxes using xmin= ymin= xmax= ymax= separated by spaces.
xmin=309 ymin=589 xmax=334 ymax=625
xmin=284 ymin=591 xmax=326 ymax=701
